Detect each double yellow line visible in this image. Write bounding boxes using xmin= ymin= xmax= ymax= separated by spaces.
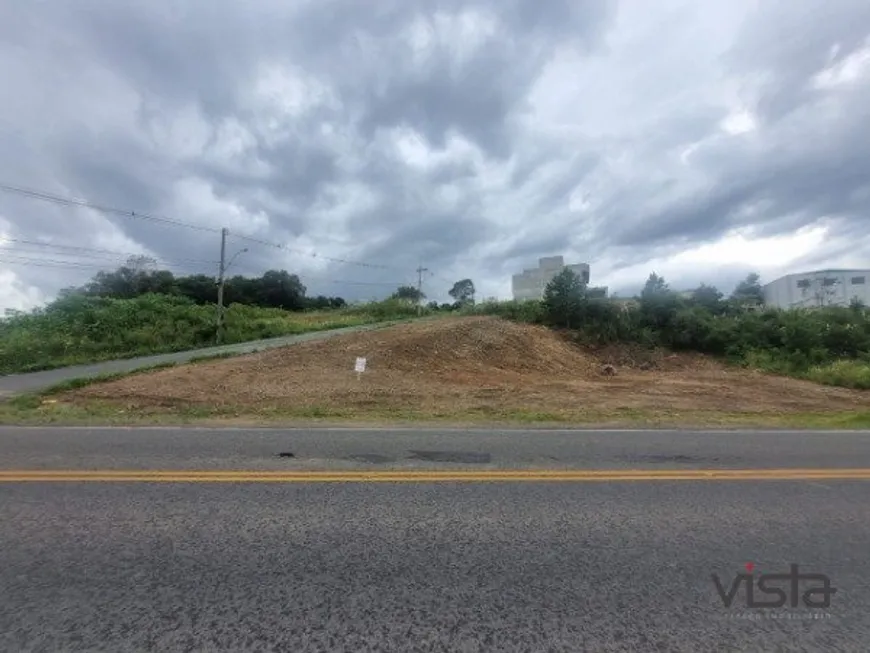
xmin=2 ymin=469 xmax=870 ymax=482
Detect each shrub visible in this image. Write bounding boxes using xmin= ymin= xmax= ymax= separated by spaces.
xmin=0 ymin=293 xmax=422 ymax=374
xmin=470 ymin=299 xmax=547 ymax=323
xmin=804 ymin=360 xmax=870 ymax=390
xmin=472 ymin=287 xmax=870 ymax=390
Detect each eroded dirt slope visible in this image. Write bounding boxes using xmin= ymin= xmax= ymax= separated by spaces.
xmin=66 ymin=316 xmax=869 ymax=415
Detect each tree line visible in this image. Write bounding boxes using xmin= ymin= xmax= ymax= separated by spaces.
xmin=391 ymin=277 xmax=476 ymax=311
xmin=55 ymin=258 xmax=481 ymax=314
xmin=483 ymin=268 xmax=869 ymax=385
xmin=57 ymin=262 xmax=345 ymax=311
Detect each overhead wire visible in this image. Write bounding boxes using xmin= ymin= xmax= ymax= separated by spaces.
xmin=0 ymin=239 xmax=218 ymax=267
xmin=0 ymin=181 xmax=408 ymax=272
xmin=0 ymin=181 xmax=454 ymax=290
xmin=226 ymin=231 xmax=403 ymax=271
xmin=0 ymin=250 xmax=413 ymax=291
xmin=428 ymin=269 xmax=455 ymax=285
xmin=296 ymin=275 xmax=413 ymax=288
xmin=0 ymin=254 xmax=208 ymax=274
xmin=0 ymin=182 xmax=222 ymax=234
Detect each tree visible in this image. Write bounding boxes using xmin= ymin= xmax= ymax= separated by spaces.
xmin=224 ymin=275 xmax=259 ymax=306
xmin=82 ymin=267 xmax=143 ymax=299
xmin=691 ymin=283 xmax=725 ymax=314
xmin=257 ymin=270 xmax=307 ymax=310
xmin=140 ymin=270 xmax=177 ymax=295
xmin=64 ymin=263 xmax=346 ymax=312
xmin=305 ymin=295 xmax=347 ymax=310
xmin=126 ymin=255 xmax=157 ymax=272
xmin=639 ymin=272 xmax=681 ymax=331
xmin=175 ymin=274 xmax=218 ymax=304
xmin=56 ymin=286 xmax=82 ymax=300
xmin=392 ymin=285 xmax=424 ymax=302
xmin=586 ymin=287 xmax=607 ymax=299
xmin=731 ymin=272 xmax=764 ymax=306
xmin=640 ymin=272 xmax=671 ymax=300
xmin=542 ymin=268 xmax=586 ymax=328
xmin=448 ymin=278 xmax=475 ymax=305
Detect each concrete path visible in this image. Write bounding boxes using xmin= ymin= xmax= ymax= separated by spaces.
xmin=0 ymin=321 xmax=402 ymax=397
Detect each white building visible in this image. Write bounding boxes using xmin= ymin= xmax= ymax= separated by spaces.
xmin=511 ymin=255 xmax=594 ymax=301
xmin=762 ymin=269 xmax=870 ymax=309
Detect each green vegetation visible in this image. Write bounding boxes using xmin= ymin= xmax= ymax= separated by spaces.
xmin=0 ymin=293 xmax=425 ymax=375
xmin=391 ymin=285 xmax=426 ymax=302
xmin=448 ymin=278 xmax=476 ymax=306
xmin=0 ymin=251 xmax=469 ymax=375
xmin=37 ymin=362 xmax=182 ymax=395
xmin=62 ymin=259 xmax=343 ymax=311
xmin=4 ymin=254 xmax=868 ymax=402
xmin=468 ymin=269 xmax=870 ymax=390
xmin=1 ymin=394 xmax=868 ymax=429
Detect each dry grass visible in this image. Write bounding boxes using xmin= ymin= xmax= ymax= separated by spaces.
xmin=48 ymin=316 xmax=869 ymax=425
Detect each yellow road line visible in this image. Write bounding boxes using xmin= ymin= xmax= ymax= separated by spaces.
xmin=1 ymin=469 xmax=870 ymax=482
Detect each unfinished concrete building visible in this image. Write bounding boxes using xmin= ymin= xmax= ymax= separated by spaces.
xmin=511 ymin=255 xmax=592 ymax=301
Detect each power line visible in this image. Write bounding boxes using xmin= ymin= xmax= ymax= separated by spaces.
xmin=0 ymin=252 xmax=412 ymax=290
xmin=0 ymin=246 xmax=170 ymax=267
xmin=298 ymin=276 xmax=409 ymax=287
xmin=223 ymin=258 xmax=413 ymax=286
xmin=0 ymin=254 xmax=209 ymax=273
xmin=0 ymin=182 xmax=222 ymax=234
xmin=0 ymin=256 xmax=105 ymax=270
xmin=1 ymin=181 xmax=407 ymax=272
xmin=428 ymin=269 xmax=455 ymax=286
xmin=0 ymin=239 xmax=217 ymax=266
xmin=0 ymin=249 xmax=217 ymax=275
xmin=229 ymin=265 xmax=411 ymax=288
xmin=0 ymin=237 xmax=218 ymax=263
xmin=227 ymin=231 xmax=403 ymax=271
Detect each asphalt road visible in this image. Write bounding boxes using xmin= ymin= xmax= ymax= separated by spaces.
xmin=0 ymin=320 xmax=405 ymax=398
xmin=2 ymin=427 xmax=869 ymax=652
xmin=3 ymin=425 xmax=870 ymax=471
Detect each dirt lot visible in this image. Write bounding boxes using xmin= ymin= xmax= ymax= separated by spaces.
xmin=57 ymin=316 xmax=869 ymax=424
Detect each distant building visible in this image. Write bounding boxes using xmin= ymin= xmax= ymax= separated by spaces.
xmin=762 ymin=269 xmax=870 ymax=309
xmin=511 ymin=255 xmax=606 ymax=301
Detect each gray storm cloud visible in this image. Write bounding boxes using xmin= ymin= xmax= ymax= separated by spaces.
xmin=1 ymin=0 xmax=869 ymax=309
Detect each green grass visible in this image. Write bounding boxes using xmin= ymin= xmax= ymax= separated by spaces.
xmin=469 ymin=297 xmax=870 ymax=392
xmin=3 ymin=293 xmax=867 ymax=428
xmin=2 ymin=396 xmax=868 ymax=430
xmin=803 ymin=360 xmax=870 ymax=390
xmin=0 ymin=294 xmax=426 ymax=375
xmin=40 ymin=362 xmax=181 ymax=395
xmin=187 ymin=351 xmax=250 ymax=364
xmin=740 ymin=351 xmax=870 ymax=390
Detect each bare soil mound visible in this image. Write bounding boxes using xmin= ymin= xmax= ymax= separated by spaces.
xmin=335 ymin=316 xmax=599 ymax=376
xmin=67 ymin=316 xmax=869 ymax=418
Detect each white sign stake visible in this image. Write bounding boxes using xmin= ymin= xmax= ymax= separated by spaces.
xmin=354 ymin=357 xmax=367 ymax=380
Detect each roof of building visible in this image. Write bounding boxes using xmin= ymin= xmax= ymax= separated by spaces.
xmin=763 ymin=269 xmax=870 ymax=286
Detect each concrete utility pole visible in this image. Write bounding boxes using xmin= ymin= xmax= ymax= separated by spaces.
xmin=215 ymin=229 xmax=248 ymax=344
xmin=216 ymin=227 xmax=228 ymax=344
xmin=416 ymin=265 xmax=428 ymax=316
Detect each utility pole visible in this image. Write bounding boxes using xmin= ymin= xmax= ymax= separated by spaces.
xmin=416 ymin=265 xmax=428 ymax=316
xmin=216 ymin=227 xmax=228 ymax=344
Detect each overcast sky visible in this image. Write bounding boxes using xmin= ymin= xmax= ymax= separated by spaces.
xmin=1 ymin=0 xmax=869 ymax=311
